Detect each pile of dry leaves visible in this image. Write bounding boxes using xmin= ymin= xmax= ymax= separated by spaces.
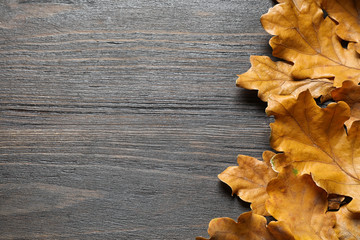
xmin=198 ymin=0 xmax=360 ymax=239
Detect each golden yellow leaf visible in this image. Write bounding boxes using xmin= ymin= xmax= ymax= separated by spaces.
xmin=266 ymin=90 xmax=360 ymax=213
xmin=236 ymin=56 xmax=334 ymax=102
xmin=332 ymin=80 xmax=360 ymax=129
xmin=316 ymin=0 xmax=360 ymax=44
xmin=334 ymin=206 xmax=360 ymax=240
xmin=266 ymin=166 xmax=337 ymax=240
xmin=196 ymin=211 xmax=276 ymax=240
xmin=261 ymin=0 xmax=360 ymax=86
xmin=267 ymin=221 xmax=296 ymax=240
xmin=218 ymin=151 xmax=277 ymax=216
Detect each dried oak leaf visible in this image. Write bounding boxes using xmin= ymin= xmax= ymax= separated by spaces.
xmin=236 ymin=56 xmax=334 ymax=102
xmin=316 ymin=0 xmax=360 ymax=45
xmin=266 ymin=166 xmax=337 ymax=240
xmin=218 ymin=151 xmax=277 ymax=216
xmin=266 ymin=90 xmax=360 ymax=213
xmin=334 ymin=206 xmax=360 ymax=240
xmin=261 ymin=0 xmax=360 ymax=86
xmin=196 ymin=211 xmax=277 ymax=240
xmin=332 ymin=80 xmax=360 ymax=128
xmin=328 ymin=194 xmax=346 ymax=211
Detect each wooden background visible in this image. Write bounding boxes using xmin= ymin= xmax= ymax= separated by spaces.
xmin=0 ymin=0 xmax=275 ymax=239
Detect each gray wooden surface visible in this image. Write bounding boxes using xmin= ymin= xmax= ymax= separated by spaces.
xmin=0 ymin=0 xmax=274 ymax=239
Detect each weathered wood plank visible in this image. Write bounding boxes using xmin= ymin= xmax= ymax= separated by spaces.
xmin=0 ymin=0 xmax=274 ymax=239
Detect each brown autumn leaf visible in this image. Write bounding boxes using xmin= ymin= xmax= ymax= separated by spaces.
xmin=316 ymin=0 xmax=360 ymax=45
xmin=334 ymin=206 xmax=360 ymax=240
xmin=332 ymin=80 xmax=360 ymax=129
xmin=261 ymin=0 xmax=360 ymax=86
xmin=196 ymin=211 xmax=276 ymax=240
xmin=236 ymin=55 xmax=334 ymax=102
xmin=266 ymin=166 xmax=337 ymax=240
xmin=218 ymin=151 xmax=277 ymax=216
xmin=328 ymin=194 xmax=346 ymax=211
xmin=266 ymin=90 xmax=360 ymax=213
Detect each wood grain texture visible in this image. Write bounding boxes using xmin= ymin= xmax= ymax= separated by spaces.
xmin=0 ymin=0 xmax=274 ymax=239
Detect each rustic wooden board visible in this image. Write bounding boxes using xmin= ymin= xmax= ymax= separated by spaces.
xmin=0 ymin=0 xmax=274 ymax=239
